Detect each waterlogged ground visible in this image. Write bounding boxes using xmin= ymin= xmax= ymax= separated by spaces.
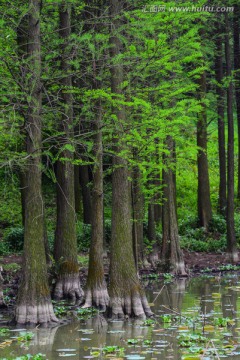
xmin=2 ymin=274 xmax=240 ymax=359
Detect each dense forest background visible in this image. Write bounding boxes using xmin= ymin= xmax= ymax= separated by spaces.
xmin=0 ymin=0 xmax=240 ymax=324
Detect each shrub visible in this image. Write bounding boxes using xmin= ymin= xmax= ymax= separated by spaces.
xmin=3 ymin=227 xmax=24 ymax=252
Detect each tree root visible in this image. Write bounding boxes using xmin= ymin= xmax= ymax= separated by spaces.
xmin=109 ymin=292 xmax=153 ymax=319
xmin=83 ymin=284 xmax=109 ymax=311
xmin=54 ymin=274 xmax=84 ymax=302
xmin=15 ymin=301 xmax=58 ymax=325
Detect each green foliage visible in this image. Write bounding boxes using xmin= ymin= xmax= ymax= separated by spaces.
xmin=54 ymin=305 xmax=69 ymax=317
xmin=76 ymin=222 xmax=91 ymax=252
xmin=76 ymin=307 xmax=98 ymax=319
xmin=3 ymin=262 xmax=21 ymax=273
xmin=17 ymin=332 xmax=34 ymax=342
xmin=0 ymin=327 xmax=10 ymax=336
xmin=2 ymin=355 xmax=45 ymax=360
xmin=102 ymin=345 xmax=125 ymax=355
xmin=3 ymin=227 xmax=24 ymax=252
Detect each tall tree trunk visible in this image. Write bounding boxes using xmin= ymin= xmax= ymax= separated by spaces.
xmin=147 ymin=202 xmax=156 ymax=242
xmin=79 ymin=165 xmax=92 ymax=224
xmin=197 ymin=71 xmax=212 ymax=229
xmin=225 ymin=13 xmax=239 ymax=263
xmin=215 ymin=21 xmax=227 ymax=216
xmin=233 ymin=4 xmax=240 ymax=200
xmin=161 ymin=136 xmax=186 ymax=275
xmin=132 ymin=167 xmax=144 ymax=265
xmin=53 ymin=4 xmax=83 ymax=300
xmin=74 ymin=165 xmax=82 ymax=215
xmin=15 ymin=0 xmax=57 ymax=325
xmin=108 ymin=0 xmax=152 ymax=319
xmin=84 ymin=102 xmax=109 ymax=310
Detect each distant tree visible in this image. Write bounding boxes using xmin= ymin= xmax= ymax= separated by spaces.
xmin=53 ymin=3 xmax=83 ymax=300
xmin=215 ymin=20 xmax=227 ymax=216
xmin=233 ymin=4 xmax=240 ymax=200
xmin=197 ymin=70 xmax=212 ymax=229
xmin=225 ymin=12 xmax=239 ymax=263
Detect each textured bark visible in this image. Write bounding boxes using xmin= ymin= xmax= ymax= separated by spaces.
xmin=197 ymin=71 xmax=212 ymax=229
xmin=84 ymin=103 xmax=109 ymax=310
xmin=15 ymin=0 xmax=57 ymax=325
xmin=109 ymin=0 xmax=152 ymax=319
xmin=215 ymin=22 xmax=227 ymax=216
xmin=147 ymin=203 xmax=156 ymax=242
xmin=79 ymin=165 xmax=92 ymax=224
xmin=74 ymin=165 xmax=82 ymax=214
xmin=233 ymin=5 xmax=240 ymax=200
xmin=53 ymin=4 xmax=83 ymax=300
xmin=161 ymin=136 xmax=187 ymax=275
xmin=132 ymin=167 xmax=144 ymax=264
xmin=225 ymin=13 xmax=239 ymax=263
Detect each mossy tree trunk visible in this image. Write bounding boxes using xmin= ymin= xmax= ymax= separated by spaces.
xmin=84 ymin=102 xmax=109 ymax=310
xmin=161 ymin=136 xmax=187 ymax=275
xmin=197 ymin=71 xmax=212 ymax=229
xmin=233 ymin=5 xmax=240 ymax=200
xmin=215 ymin=21 xmax=226 ymax=216
xmin=15 ymin=0 xmax=57 ymax=325
xmin=132 ymin=166 xmax=144 ymax=265
xmin=53 ymin=3 xmax=83 ymax=301
xmin=79 ymin=165 xmax=92 ymax=224
xmin=225 ymin=13 xmax=239 ymax=263
xmin=108 ymin=0 xmax=152 ymax=319
xmin=0 ymin=267 xmax=5 ymax=308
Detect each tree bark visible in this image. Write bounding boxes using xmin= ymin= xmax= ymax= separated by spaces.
xmin=215 ymin=21 xmax=227 ymax=216
xmin=74 ymin=165 xmax=82 ymax=215
xmin=225 ymin=13 xmax=239 ymax=262
xmin=79 ymin=165 xmax=92 ymax=224
xmin=147 ymin=202 xmax=156 ymax=242
xmin=197 ymin=71 xmax=212 ymax=229
xmin=15 ymin=0 xmax=57 ymax=325
xmin=84 ymin=102 xmax=109 ymax=310
xmin=161 ymin=136 xmax=186 ymax=275
xmin=132 ymin=166 xmax=144 ymax=265
xmin=233 ymin=5 xmax=240 ymax=200
xmin=0 ymin=267 xmax=6 ymax=308
xmin=108 ymin=0 xmax=152 ymax=319
xmin=53 ymin=3 xmax=83 ymax=301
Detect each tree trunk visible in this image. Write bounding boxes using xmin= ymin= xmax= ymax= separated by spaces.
xmin=132 ymin=167 xmax=144 ymax=265
xmin=161 ymin=136 xmax=186 ymax=275
xmin=225 ymin=13 xmax=239 ymax=262
xmin=79 ymin=165 xmax=92 ymax=224
xmin=197 ymin=71 xmax=212 ymax=229
xmin=74 ymin=165 xmax=82 ymax=215
xmin=233 ymin=5 xmax=240 ymax=200
xmin=84 ymin=101 xmax=109 ymax=309
xmin=108 ymin=0 xmax=152 ymax=319
xmin=53 ymin=4 xmax=83 ymax=301
xmin=147 ymin=202 xmax=156 ymax=242
xmin=215 ymin=21 xmax=227 ymax=216
xmin=15 ymin=0 xmax=57 ymax=325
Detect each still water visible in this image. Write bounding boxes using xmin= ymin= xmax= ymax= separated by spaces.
xmin=2 ymin=274 xmax=240 ymax=359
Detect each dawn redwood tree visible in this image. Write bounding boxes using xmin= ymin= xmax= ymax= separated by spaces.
xmin=15 ymin=0 xmax=57 ymax=324
xmin=53 ymin=3 xmax=83 ymax=300
xmin=215 ymin=20 xmax=226 ymax=216
xmin=197 ymin=71 xmax=212 ymax=229
xmin=108 ymin=0 xmax=152 ymax=318
xmin=84 ymin=101 xmax=109 ymax=310
xmin=233 ymin=4 xmax=240 ymax=200
xmin=161 ymin=136 xmax=186 ymax=275
xmin=84 ymin=2 xmax=109 ymax=308
xmin=225 ymin=13 xmax=239 ymax=263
